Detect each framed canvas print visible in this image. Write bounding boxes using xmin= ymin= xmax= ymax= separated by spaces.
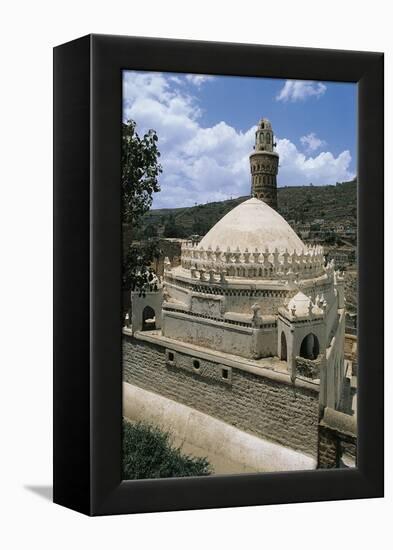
xmin=53 ymin=34 xmax=384 ymax=516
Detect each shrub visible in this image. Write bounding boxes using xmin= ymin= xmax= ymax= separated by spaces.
xmin=122 ymin=420 xmax=212 ymax=479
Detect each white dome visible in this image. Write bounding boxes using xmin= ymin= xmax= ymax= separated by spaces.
xmin=198 ymin=198 xmax=304 ymax=253
xmin=288 ymin=291 xmax=312 ymax=316
xmin=287 ymin=291 xmax=324 ymax=317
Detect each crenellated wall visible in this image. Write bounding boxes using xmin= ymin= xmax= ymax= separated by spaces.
xmin=123 ymin=332 xmax=320 ymax=457
xmin=180 ymin=241 xmax=326 ymax=281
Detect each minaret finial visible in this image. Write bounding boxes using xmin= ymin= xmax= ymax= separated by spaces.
xmin=249 ymin=118 xmax=279 ymax=210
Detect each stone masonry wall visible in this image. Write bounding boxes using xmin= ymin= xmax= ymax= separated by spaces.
xmin=318 ymin=426 xmax=339 ymax=468
xmin=123 ymin=334 xmax=320 ymax=457
xmin=317 ymin=407 xmax=357 ymax=468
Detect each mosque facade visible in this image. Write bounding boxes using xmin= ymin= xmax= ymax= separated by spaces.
xmin=123 ymin=118 xmax=353 ymax=472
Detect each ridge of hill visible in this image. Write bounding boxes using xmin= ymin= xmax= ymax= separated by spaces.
xmin=139 ymin=179 xmax=357 ymax=239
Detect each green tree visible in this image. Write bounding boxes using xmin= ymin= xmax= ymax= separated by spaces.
xmin=122 ymin=241 xmax=161 ymax=294
xmin=122 ymin=120 xmax=162 ymax=225
xmin=122 ymin=120 xmax=162 ymax=294
xmin=144 ymin=223 xmax=158 ymax=239
xmin=163 ymin=214 xmax=187 ymax=238
xmin=192 ymin=219 xmax=209 ymax=236
xmin=163 ymin=214 xmax=178 ymax=238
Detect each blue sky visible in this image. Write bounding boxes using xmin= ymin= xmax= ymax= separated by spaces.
xmin=123 ymin=71 xmax=356 ymax=209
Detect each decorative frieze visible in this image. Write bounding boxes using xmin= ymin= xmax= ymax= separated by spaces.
xmin=180 ymin=242 xmax=325 ymax=281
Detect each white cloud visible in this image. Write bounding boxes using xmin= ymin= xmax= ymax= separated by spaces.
xmin=169 ymin=76 xmax=183 ymax=85
xmin=123 ymin=71 xmax=253 ymax=207
xmin=300 ymin=132 xmax=327 ymax=152
xmin=185 ymin=74 xmax=214 ymax=87
xmin=276 ymin=80 xmax=327 ymax=102
xmin=276 ymin=138 xmax=354 ymax=186
xmin=123 ymin=71 xmax=354 ymax=207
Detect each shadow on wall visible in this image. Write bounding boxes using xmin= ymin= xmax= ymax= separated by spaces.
xmin=142 ymin=306 xmax=156 ymax=331
xmin=300 ymin=333 xmax=320 ymax=360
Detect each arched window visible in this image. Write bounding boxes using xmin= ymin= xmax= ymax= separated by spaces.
xmin=266 ymin=133 xmax=271 ymax=144
xmin=281 ymin=332 xmax=287 ymax=361
xmin=142 ymin=306 xmax=156 ymax=331
xmin=299 ymin=333 xmax=319 ymax=360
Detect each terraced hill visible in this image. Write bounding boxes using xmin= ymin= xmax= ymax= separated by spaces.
xmin=138 ymin=179 xmax=357 ymax=239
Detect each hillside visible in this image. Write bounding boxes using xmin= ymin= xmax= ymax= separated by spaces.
xmin=138 ymin=179 xmax=357 ymax=239
xmin=278 ymin=180 xmax=357 ymax=225
xmin=143 ymin=196 xmax=247 ymax=238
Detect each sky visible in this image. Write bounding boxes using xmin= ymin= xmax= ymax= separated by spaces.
xmin=123 ymin=71 xmax=357 ymax=209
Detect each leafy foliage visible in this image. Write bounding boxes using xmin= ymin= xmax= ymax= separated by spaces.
xmin=163 ymin=214 xmax=188 ymax=238
xmin=122 ymin=420 xmax=212 ymax=479
xmin=122 ymin=241 xmax=161 ymax=294
xmin=122 ymin=120 xmax=162 ymax=293
xmin=122 ymin=120 xmax=162 ymax=226
xmin=144 ymin=223 xmax=158 ymax=239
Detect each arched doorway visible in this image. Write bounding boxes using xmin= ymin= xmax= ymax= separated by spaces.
xmin=280 ymin=332 xmax=287 ymax=361
xmin=142 ymin=306 xmax=156 ymax=331
xmin=299 ymin=333 xmax=319 ymax=360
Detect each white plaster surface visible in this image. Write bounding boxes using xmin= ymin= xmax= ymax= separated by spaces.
xmin=123 ymin=382 xmax=317 ymax=474
xmin=287 ymin=291 xmax=323 ymax=317
xmin=197 ymin=197 xmax=305 ymax=253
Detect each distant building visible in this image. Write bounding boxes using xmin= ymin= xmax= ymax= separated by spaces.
xmin=327 ymin=248 xmax=356 ymax=268
xmin=336 ymin=224 xmax=345 ymax=234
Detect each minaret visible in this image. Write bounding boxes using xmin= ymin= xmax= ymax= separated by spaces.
xmin=249 ymin=118 xmax=279 ymax=209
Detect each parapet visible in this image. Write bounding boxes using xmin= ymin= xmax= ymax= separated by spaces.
xmin=180 ymin=242 xmax=326 ymax=281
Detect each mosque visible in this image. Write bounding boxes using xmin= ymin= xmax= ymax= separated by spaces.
xmin=123 ymin=119 xmax=355 ymax=473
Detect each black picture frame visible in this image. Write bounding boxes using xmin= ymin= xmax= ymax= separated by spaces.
xmin=53 ymin=34 xmax=384 ymax=516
